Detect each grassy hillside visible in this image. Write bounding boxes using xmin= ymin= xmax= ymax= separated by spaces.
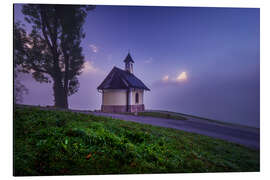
xmin=14 ymin=106 xmax=259 ymax=176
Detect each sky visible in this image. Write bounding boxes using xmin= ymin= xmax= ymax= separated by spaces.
xmin=14 ymin=4 xmax=260 ymax=128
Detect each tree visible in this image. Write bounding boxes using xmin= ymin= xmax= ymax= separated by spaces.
xmin=14 ymin=22 xmax=29 ymax=103
xmin=15 ymin=4 xmax=95 ymax=108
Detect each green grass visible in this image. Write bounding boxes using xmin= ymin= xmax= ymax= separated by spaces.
xmin=14 ymin=106 xmax=259 ymax=176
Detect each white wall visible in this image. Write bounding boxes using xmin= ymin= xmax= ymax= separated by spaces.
xmin=102 ymin=89 xmax=127 ymax=106
xmin=102 ymin=89 xmax=144 ymax=106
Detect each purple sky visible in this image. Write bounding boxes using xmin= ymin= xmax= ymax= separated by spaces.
xmin=14 ymin=5 xmax=260 ymax=128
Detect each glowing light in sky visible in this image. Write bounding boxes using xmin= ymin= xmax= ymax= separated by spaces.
xmin=83 ymin=61 xmax=98 ymax=74
xmin=162 ymin=75 xmax=169 ymax=81
xmin=89 ymin=44 xmax=98 ymax=53
xmin=176 ymin=72 xmax=187 ymax=81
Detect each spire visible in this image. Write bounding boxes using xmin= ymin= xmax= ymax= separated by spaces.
xmin=123 ymin=53 xmax=134 ymax=63
xmin=124 ymin=53 xmax=134 ymax=73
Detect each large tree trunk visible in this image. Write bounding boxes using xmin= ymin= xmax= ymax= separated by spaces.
xmin=63 ymin=52 xmax=70 ymax=109
xmin=53 ymin=77 xmax=68 ymax=109
xmin=39 ymin=5 xmax=69 ymax=108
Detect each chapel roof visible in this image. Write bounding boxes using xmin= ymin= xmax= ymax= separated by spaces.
xmin=97 ymin=66 xmax=150 ymax=91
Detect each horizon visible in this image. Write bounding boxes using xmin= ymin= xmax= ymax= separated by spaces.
xmin=14 ymin=4 xmax=260 ymax=128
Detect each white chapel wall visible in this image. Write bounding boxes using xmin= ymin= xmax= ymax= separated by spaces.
xmin=102 ymin=89 xmax=127 ymax=106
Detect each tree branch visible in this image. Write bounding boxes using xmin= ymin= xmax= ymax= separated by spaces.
xmin=39 ymin=9 xmax=54 ymax=53
xmin=41 ymin=5 xmax=58 ymax=53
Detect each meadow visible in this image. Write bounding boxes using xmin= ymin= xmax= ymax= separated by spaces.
xmin=14 ymin=106 xmax=259 ymax=176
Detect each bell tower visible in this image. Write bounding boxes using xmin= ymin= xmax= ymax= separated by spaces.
xmin=123 ymin=53 xmax=134 ymax=74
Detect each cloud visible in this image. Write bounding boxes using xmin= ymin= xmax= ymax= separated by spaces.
xmin=152 ymin=72 xmax=188 ymax=88
xmin=82 ymin=61 xmax=101 ymax=74
xmin=176 ymin=72 xmax=187 ymax=81
xmin=89 ymin=44 xmax=98 ymax=53
xmin=162 ymin=75 xmax=169 ymax=81
xmin=161 ymin=72 xmax=188 ymax=83
xmin=147 ymin=72 xmax=260 ymax=128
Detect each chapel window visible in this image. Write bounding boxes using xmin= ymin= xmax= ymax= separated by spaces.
xmin=135 ymin=93 xmax=139 ymax=104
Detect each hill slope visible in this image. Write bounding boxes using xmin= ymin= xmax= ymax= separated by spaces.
xmin=14 ymin=106 xmax=259 ymax=176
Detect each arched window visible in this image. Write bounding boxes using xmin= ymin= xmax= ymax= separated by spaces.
xmin=135 ymin=93 xmax=139 ymax=104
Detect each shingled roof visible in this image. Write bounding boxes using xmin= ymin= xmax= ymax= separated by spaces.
xmin=97 ymin=67 xmax=150 ymax=91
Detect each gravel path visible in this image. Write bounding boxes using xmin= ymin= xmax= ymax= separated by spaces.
xmin=87 ymin=111 xmax=260 ymax=150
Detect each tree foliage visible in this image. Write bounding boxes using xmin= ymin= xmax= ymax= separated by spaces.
xmin=14 ymin=22 xmax=29 ymax=103
xmin=14 ymin=4 xmax=95 ymax=108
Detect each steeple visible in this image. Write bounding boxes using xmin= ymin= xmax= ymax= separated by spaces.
xmin=123 ymin=53 xmax=134 ymax=73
